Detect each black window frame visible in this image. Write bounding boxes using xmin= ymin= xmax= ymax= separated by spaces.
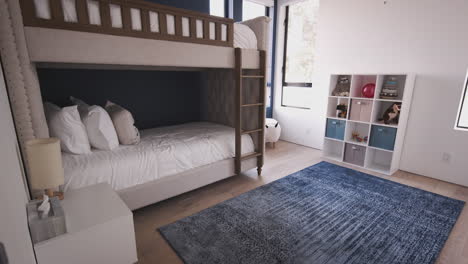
xmin=281 ymin=5 xmax=312 ymax=109
xmin=456 ymin=74 xmax=468 ymax=130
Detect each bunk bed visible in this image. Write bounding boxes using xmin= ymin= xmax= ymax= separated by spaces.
xmin=1 ymin=0 xmax=270 ymax=210
xmin=20 ymin=0 xmax=268 ymax=68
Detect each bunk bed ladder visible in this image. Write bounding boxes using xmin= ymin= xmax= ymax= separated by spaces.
xmin=234 ymin=48 xmax=267 ymax=176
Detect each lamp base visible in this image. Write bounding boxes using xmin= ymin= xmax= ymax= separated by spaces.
xmin=38 ymin=189 xmax=64 ymax=200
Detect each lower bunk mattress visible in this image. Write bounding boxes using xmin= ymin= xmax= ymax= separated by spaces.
xmin=62 ymin=122 xmax=255 ymax=192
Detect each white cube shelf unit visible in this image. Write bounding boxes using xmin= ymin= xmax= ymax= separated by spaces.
xmin=323 ymin=73 xmax=415 ymax=175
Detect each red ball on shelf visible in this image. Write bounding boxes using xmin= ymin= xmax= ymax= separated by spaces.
xmin=362 ymin=83 xmax=375 ymax=98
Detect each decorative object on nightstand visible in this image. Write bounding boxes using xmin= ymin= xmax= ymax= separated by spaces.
xmin=332 ymin=75 xmax=351 ymax=96
xmin=27 ymin=195 xmax=66 ymax=243
xmin=361 ymin=83 xmax=376 ymax=98
xmin=37 ymin=194 xmax=51 ymax=218
xmin=32 ymin=183 xmax=137 ymax=264
xmin=336 ymin=103 xmax=348 ymax=118
xmin=25 ymin=138 xmax=64 ymax=200
xmin=265 ymin=118 xmax=281 ymax=148
xmin=379 ymin=102 xmax=401 ymax=124
xmin=380 ymin=76 xmax=399 ymax=99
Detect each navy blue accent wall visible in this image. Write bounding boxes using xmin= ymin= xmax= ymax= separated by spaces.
xmin=145 ymin=0 xmax=209 ymax=14
xmin=37 ymin=69 xmax=202 ymax=130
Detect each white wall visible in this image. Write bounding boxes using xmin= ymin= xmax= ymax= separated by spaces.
xmin=311 ymin=0 xmax=468 ymax=186
xmin=0 ymin=63 xmax=37 ymax=263
xmin=273 ymin=0 xmax=328 ymax=149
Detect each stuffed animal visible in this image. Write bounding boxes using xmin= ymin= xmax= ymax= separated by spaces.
xmin=336 ymin=104 xmax=348 ymax=118
xmin=265 ymin=118 xmax=281 ymax=148
xmin=379 ymin=103 xmax=401 ymax=124
xmin=332 ymin=76 xmax=350 ymax=96
xmin=380 ymin=76 xmax=399 ymax=99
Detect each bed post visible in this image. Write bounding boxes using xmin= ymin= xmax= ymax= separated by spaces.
xmin=257 ymin=50 xmax=267 ymax=176
xmin=235 ymin=48 xmax=242 ymax=175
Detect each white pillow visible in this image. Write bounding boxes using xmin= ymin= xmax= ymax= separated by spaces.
xmin=44 ymin=102 xmax=91 ymax=154
xmin=70 ymin=97 xmax=119 ymax=150
xmin=239 ymin=16 xmax=271 ymax=50
xmin=105 ymin=101 xmax=140 ymax=145
xmin=69 ymin=96 xmax=89 ymax=117
xmin=233 ymin=23 xmax=258 ymax=49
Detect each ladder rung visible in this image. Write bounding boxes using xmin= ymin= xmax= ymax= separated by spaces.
xmin=242 ymin=129 xmax=263 ymax=135
xmin=242 ymin=75 xmax=264 ymax=78
xmin=241 ymin=103 xmax=264 ymax=107
xmin=241 ymin=152 xmax=262 ymax=160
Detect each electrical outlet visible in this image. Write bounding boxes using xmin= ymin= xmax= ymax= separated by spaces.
xmin=442 ymin=152 xmax=451 ymax=163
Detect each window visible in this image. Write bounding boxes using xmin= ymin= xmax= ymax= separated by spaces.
xmin=281 ymin=0 xmax=320 ymax=108
xmin=243 ymin=0 xmax=267 ymax=20
xmin=210 ymin=0 xmax=225 ymax=17
xmin=455 ymin=71 xmax=468 ymax=130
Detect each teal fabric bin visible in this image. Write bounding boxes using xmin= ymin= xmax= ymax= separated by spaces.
xmin=369 ymin=125 xmax=397 ymax=150
xmin=325 ymin=119 xmax=346 ymax=140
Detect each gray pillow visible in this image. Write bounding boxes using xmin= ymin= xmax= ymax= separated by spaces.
xmin=105 ymin=101 xmax=140 ymax=145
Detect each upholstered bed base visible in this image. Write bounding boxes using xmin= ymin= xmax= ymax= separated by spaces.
xmin=118 ymin=157 xmax=257 ymax=210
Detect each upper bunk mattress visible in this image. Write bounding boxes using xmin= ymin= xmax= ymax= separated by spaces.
xmin=62 ymin=122 xmax=255 ymax=192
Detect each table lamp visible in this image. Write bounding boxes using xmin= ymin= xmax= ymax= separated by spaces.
xmin=26 ymin=138 xmax=64 ymax=200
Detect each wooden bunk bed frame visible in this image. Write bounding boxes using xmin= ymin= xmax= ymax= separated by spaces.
xmin=19 ymin=0 xmax=234 ymax=47
xmin=6 ymin=0 xmax=268 ymax=209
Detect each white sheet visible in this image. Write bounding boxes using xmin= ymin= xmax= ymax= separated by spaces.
xmin=33 ymin=0 xmax=258 ymax=48
xmin=62 ymin=122 xmax=255 ymax=191
xmin=61 ymin=0 xmax=77 ymax=22
xmin=87 ymin=0 xmax=101 ymax=25
xmin=149 ymin=11 xmax=159 ymax=32
xmin=130 ymin=8 xmax=142 ymax=31
xmin=110 ymin=4 xmax=123 ymax=28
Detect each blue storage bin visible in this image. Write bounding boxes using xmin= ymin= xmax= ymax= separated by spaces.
xmin=369 ymin=125 xmax=397 ymax=150
xmin=325 ymin=119 xmax=346 ymax=140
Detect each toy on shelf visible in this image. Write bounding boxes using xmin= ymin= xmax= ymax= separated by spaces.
xmin=380 ymin=76 xmax=399 ymax=99
xmin=379 ymin=102 xmax=401 ymax=124
xmin=351 ymin=131 xmax=368 ymax=143
xmin=362 ymin=83 xmax=375 ymax=98
xmin=332 ymin=76 xmax=350 ymax=96
xmin=336 ymin=103 xmax=348 ymax=118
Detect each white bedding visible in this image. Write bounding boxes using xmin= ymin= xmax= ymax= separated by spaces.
xmin=62 ymin=122 xmax=255 ymax=191
xmin=233 ymin=23 xmax=258 ymax=50
xmin=33 ymin=0 xmax=258 ymax=49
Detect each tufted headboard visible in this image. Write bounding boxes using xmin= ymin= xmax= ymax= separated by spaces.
xmin=0 ymin=0 xmax=49 ymax=146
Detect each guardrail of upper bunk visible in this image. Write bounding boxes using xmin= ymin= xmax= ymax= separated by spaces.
xmin=19 ymin=0 xmax=234 ymax=47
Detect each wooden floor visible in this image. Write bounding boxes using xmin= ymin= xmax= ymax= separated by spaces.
xmin=133 ymin=140 xmax=468 ymax=264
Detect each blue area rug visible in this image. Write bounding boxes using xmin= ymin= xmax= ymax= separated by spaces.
xmin=159 ymin=162 xmax=464 ymax=264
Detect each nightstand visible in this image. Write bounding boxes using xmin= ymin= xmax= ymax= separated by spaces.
xmin=33 ymin=183 xmax=138 ymax=264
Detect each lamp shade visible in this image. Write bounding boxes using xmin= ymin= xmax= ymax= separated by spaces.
xmin=26 ymin=138 xmax=64 ymax=190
